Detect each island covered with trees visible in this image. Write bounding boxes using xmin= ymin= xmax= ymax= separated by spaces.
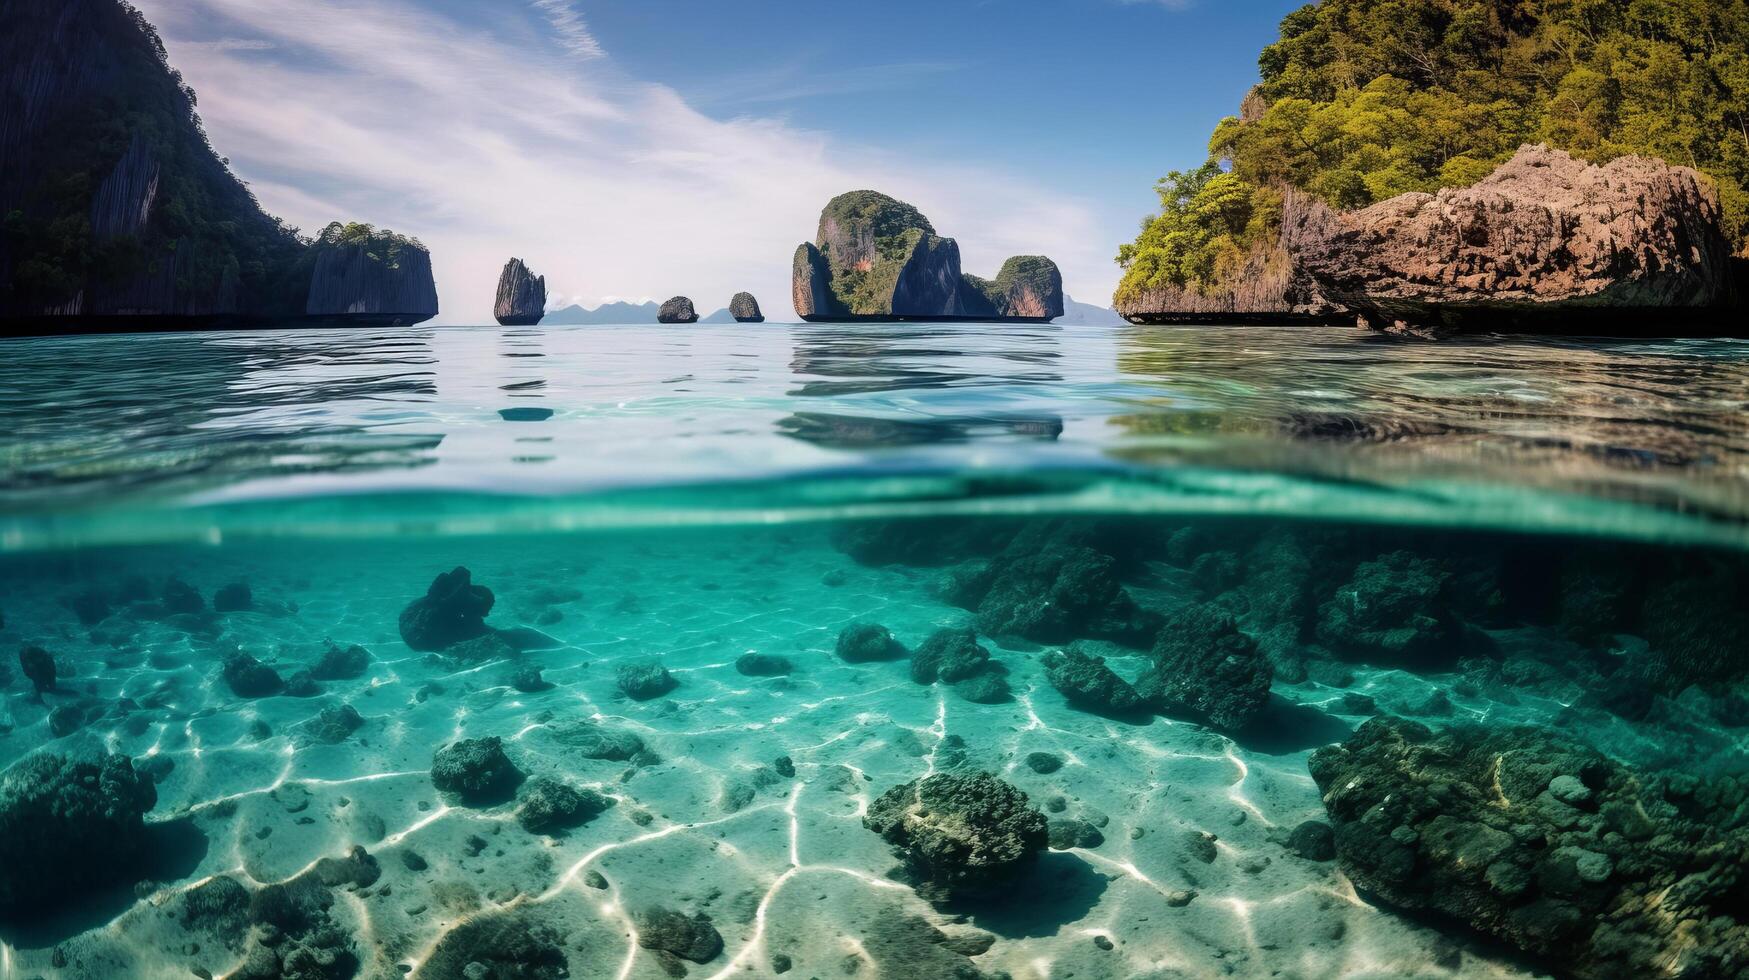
xmin=1116 ymin=0 xmax=1749 ymax=326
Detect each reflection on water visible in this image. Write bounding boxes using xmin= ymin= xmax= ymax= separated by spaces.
xmin=0 ymin=322 xmax=1746 ymax=541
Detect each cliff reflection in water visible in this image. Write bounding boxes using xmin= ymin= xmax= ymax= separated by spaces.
xmin=781 ymin=323 xmax=1066 ymax=448
xmin=0 ymin=330 xmax=444 ymax=506
xmin=1111 ymin=326 xmax=1749 ymax=520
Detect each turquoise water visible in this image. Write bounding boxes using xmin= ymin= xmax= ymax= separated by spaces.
xmin=1 ymin=323 xmax=1747 ymax=979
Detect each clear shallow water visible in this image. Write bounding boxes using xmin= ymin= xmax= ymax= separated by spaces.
xmin=1 ymin=323 xmax=1747 ymax=980
xmin=1 ymin=323 xmax=1746 ymax=547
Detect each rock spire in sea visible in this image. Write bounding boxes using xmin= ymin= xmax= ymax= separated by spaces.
xmin=495 ymin=258 xmax=547 ymax=326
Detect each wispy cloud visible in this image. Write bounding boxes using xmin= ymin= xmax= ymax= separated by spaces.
xmin=134 ymin=0 xmax=1114 ymax=322
xmin=529 ymin=0 xmax=604 ymax=60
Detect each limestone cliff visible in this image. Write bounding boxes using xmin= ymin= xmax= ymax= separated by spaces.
xmin=0 ymin=0 xmax=439 ymax=333
xmin=494 ymin=258 xmax=546 ymax=326
xmin=306 ymin=235 xmax=440 ymax=325
xmin=1286 ymin=146 xmax=1738 ymax=336
xmin=791 ymin=190 xmax=1064 ymax=322
xmin=729 ymin=292 xmax=764 ymax=323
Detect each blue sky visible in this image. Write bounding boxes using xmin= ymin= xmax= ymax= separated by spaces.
xmin=136 ymin=0 xmax=1304 ymax=322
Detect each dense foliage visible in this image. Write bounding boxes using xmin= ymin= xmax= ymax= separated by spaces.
xmin=1117 ymin=0 xmax=1749 ymax=303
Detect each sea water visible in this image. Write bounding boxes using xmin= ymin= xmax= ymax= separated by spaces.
xmin=0 ymin=323 xmax=1746 ymax=979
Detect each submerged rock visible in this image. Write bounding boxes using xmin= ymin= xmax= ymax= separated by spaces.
xmin=1138 ymin=604 xmax=1273 ymax=730
xmin=495 ymin=257 xmax=547 ymax=326
xmin=310 ymin=640 xmax=371 ymax=680
xmin=1041 ymin=648 xmax=1144 ymax=715
xmin=432 ymin=736 xmax=525 ymax=805
xmin=636 ymin=906 xmax=723 ymax=963
xmin=953 ymin=672 xmax=1012 ymax=704
xmin=1285 ymin=145 xmax=1737 ymax=336
xmin=1309 ymin=716 xmax=1749 ymax=979
xmin=417 ymin=909 xmax=570 ymax=980
xmin=617 ymin=660 xmax=678 ymax=700
xmin=1317 ymin=551 xmax=1462 ymax=668
xmin=864 ymin=770 xmax=1048 ymax=903
xmin=547 ymin=722 xmax=648 ymax=762
xmin=516 ymin=776 xmax=612 ymax=833
xmin=909 ymin=628 xmax=991 ymax=684
xmin=836 ymin=622 xmax=907 ymax=663
xmin=222 ymin=652 xmax=285 ymax=698
xmin=296 ymin=703 xmax=364 ymax=745
xmin=729 ymin=291 xmax=764 ymax=323
xmin=213 ymin=581 xmax=253 ymax=612
xmin=0 ymin=751 xmax=158 ymax=916
xmin=964 ymin=543 xmax=1159 ymax=646
xmin=18 ymin=644 xmax=56 ymax=694
xmin=658 ymin=296 xmax=699 ymax=324
xmin=734 ymin=651 xmax=793 ymax=677
xmin=859 ymin=907 xmax=1004 ymax=979
xmin=399 ymin=567 xmax=495 ymax=652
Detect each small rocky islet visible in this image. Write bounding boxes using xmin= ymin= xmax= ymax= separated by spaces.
xmin=2 ymin=516 xmax=1748 ymax=977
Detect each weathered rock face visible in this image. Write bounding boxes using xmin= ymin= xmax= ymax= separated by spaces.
xmin=728 ymin=291 xmax=764 ymax=322
xmin=1286 ymin=145 xmax=1738 ymax=335
xmin=494 ymin=258 xmax=546 ymax=326
xmin=793 ymin=190 xmax=1065 ymax=322
xmin=864 ymin=771 xmax=1048 ymax=904
xmin=305 ymin=240 xmax=439 ymax=325
xmin=658 ymin=296 xmax=698 ymax=324
xmin=1310 ymin=717 xmax=1749 ymax=979
xmin=0 ymin=0 xmax=439 ymax=333
xmin=1117 ymin=224 xmax=1341 ymax=325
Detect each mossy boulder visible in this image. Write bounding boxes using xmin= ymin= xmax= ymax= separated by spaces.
xmin=864 ymin=770 xmax=1048 ymax=904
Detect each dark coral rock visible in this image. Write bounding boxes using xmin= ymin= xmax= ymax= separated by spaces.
xmin=1557 ymin=562 xmax=1637 ymax=648
xmin=178 ymin=874 xmax=250 ymax=937
xmin=418 ymin=909 xmax=570 ymax=979
xmin=399 ymin=567 xmax=495 ymax=652
xmin=1041 ymin=648 xmax=1143 ymax=715
xmin=636 ymin=906 xmax=723 ymax=963
xmin=67 ymin=589 xmax=112 ymax=626
xmin=213 ymin=582 xmax=253 ymax=612
xmin=223 ymin=652 xmax=285 ymax=698
xmin=1316 ymin=551 xmax=1462 ymax=668
xmin=910 ymin=628 xmax=991 ymax=684
xmin=836 ymin=621 xmax=907 ymax=663
xmin=975 ymin=546 xmax=1159 ymax=646
xmin=864 ymin=770 xmax=1048 ymax=904
xmin=1287 ymin=820 xmax=1335 ymax=861
xmin=1309 ymin=716 xmax=1749 ymax=979
xmin=243 ymin=870 xmax=360 ymax=980
xmin=1047 ymin=818 xmax=1105 ymax=850
xmin=296 ymin=703 xmax=364 ymax=745
xmin=515 ymin=776 xmax=612 ymax=834
xmin=1637 ymin=565 xmax=1749 ymax=689
xmin=1139 ymin=604 xmax=1273 ymax=730
xmin=313 ymin=845 xmax=380 ymax=888
xmin=859 ymin=907 xmax=1005 ymax=978
xmin=161 ymin=577 xmax=206 ymax=615
xmin=1024 ymin=751 xmax=1062 ymax=774
xmin=282 ymin=669 xmax=322 ymax=698
xmin=952 ymin=673 xmax=1012 ymax=704
xmin=432 ymin=736 xmax=524 ymax=805
xmin=734 ymin=651 xmax=794 ymax=677
xmin=443 ymin=631 xmax=517 ymax=664
xmin=18 ymin=644 xmax=56 ymax=694
xmin=510 ymin=665 xmax=552 ymax=693
xmin=617 ymin=660 xmax=678 ymax=700
xmin=546 ymin=722 xmax=647 ymax=762
xmin=310 ymin=641 xmax=370 ymax=681
xmin=0 ymin=751 xmax=158 ymax=916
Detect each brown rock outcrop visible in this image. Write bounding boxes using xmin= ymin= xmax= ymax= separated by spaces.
xmin=1286 ymin=145 xmax=1737 ymax=336
xmin=658 ymin=296 xmax=698 ymax=324
xmin=728 ymin=292 xmax=764 ymax=323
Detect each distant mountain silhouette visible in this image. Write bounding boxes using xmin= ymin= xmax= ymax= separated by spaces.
xmin=543 ymin=300 xmax=660 ymax=324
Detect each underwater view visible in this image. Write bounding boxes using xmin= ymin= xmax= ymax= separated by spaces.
xmin=3 ymin=321 xmax=1748 ymax=979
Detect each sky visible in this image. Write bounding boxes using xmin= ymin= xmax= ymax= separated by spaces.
xmin=134 ymin=0 xmax=1305 ymax=324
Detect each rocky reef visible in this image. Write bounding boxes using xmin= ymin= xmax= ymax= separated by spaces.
xmin=494 ymin=257 xmax=547 ymax=326
xmin=0 ymin=751 xmax=159 ymax=916
xmin=864 ymin=770 xmax=1048 ymax=904
xmin=0 ymin=0 xmax=439 ymax=333
xmin=728 ymin=291 xmax=764 ymax=323
xmin=1286 ymin=145 xmax=1739 ymax=337
xmin=792 ymin=190 xmax=1065 ymax=322
xmin=658 ymin=296 xmax=699 ymax=324
xmin=1311 ymin=717 xmax=1749 ymax=979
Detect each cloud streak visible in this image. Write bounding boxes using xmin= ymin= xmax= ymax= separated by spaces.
xmin=134 ymin=0 xmax=1115 ymax=323
xmin=529 ymin=0 xmax=604 ymax=60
